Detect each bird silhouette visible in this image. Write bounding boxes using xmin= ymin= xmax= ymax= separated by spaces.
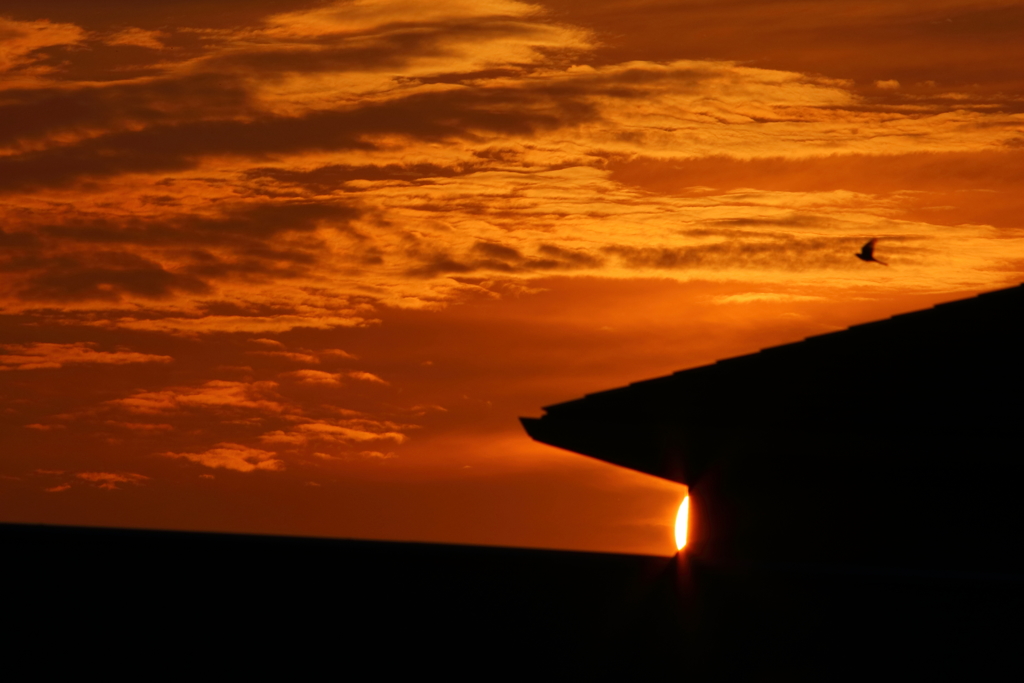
xmin=855 ymin=238 xmax=887 ymax=266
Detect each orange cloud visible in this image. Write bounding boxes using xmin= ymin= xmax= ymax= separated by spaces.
xmin=250 ymin=338 xmax=286 ymax=349
xmin=1 ymin=0 xmax=1021 ymax=340
xmin=75 ymin=472 xmax=150 ymax=490
xmin=103 ymin=28 xmax=164 ymax=50
xmin=283 ymin=370 xmax=342 ymax=385
xmin=0 ymin=343 xmax=172 ymax=371
xmin=320 ymin=349 xmax=357 ymax=359
xmin=250 ymin=350 xmax=320 ymax=363
xmin=103 ymin=421 xmax=174 ymax=432
xmin=2 ymin=0 xmax=1023 ymax=556
xmin=358 ymin=451 xmax=396 ymax=460
xmin=110 ymin=315 xmax=373 ymax=336
xmin=0 ymin=17 xmax=85 ymax=81
xmin=110 ymin=381 xmax=286 ymax=414
xmin=260 ymin=420 xmax=407 ymax=446
xmin=163 ymin=443 xmax=284 ymax=473
xmin=348 ymin=371 xmax=388 ymax=385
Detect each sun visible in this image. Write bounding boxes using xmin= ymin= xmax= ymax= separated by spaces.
xmin=674 ymin=495 xmax=690 ymax=551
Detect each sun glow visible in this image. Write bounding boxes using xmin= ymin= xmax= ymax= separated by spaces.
xmin=674 ymin=495 xmax=690 ymax=551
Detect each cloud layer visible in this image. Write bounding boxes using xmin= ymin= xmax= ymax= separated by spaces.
xmin=0 ymin=343 xmax=171 ymax=371
xmin=1 ymin=0 xmax=1022 ymax=554
xmin=0 ymin=0 xmax=1020 ymax=336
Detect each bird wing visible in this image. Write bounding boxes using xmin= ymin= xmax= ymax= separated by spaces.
xmin=861 ymin=239 xmax=877 ymax=258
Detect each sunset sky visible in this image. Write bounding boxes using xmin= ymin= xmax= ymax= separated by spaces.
xmin=2 ymin=0 xmax=1023 ymax=556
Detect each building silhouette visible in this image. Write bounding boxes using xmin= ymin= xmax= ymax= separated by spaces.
xmin=521 ymin=283 xmax=1024 ymax=672
xmin=523 ymin=284 xmax=1024 ymax=576
xmin=7 ymin=286 xmax=1024 ymax=673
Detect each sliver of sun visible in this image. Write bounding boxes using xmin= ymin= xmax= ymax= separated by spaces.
xmin=675 ymin=495 xmax=690 ymax=551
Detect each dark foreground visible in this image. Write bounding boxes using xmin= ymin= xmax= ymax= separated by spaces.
xmin=5 ymin=522 xmax=1020 ymax=675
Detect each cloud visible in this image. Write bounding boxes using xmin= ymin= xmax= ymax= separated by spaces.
xmin=713 ymin=293 xmax=827 ymax=304
xmin=250 ymin=350 xmax=320 ymax=363
xmin=283 ymin=369 xmax=343 ymax=385
xmin=408 ymin=404 xmax=448 ymax=416
xmin=320 ymin=348 xmax=357 ymax=359
xmin=250 ymin=339 xmax=353 ymax=364
xmin=16 ymin=251 xmax=210 ymax=302
xmin=108 ymin=314 xmax=372 ymax=335
xmin=225 ymin=0 xmax=591 ymax=109
xmin=75 ymin=471 xmax=150 ymax=490
xmin=358 ymin=450 xmax=396 ymax=460
xmin=103 ymin=421 xmax=174 ymax=432
xmin=249 ymin=338 xmax=285 ymax=349
xmin=0 ymin=343 xmax=172 ymax=371
xmin=104 ymin=28 xmax=165 ymax=50
xmin=260 ymin=420 xmax=407 ymax=446
xmin=0 ymin=17 xmax=86 ymax=78
xmin=348 ymin=371 xmax=388 ymax=384
xmin=110 ymin=380 xmax=286 ymax=414
xmin=265 ymin=0 xmax=550 ymax=35
xmin=163 ymin=443 xmax=284 ymax=472
xmin=2 ymin=0 xmax=1024 ymax=559
xmin=1 ymin=0 xmax=1024 ymax=336
xmin=601 ymin=235 xmax=863 ymax=272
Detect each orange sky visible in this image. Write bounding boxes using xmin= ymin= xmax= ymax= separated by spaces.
xmin=2 ymin=0 xmax=1022 ymax=555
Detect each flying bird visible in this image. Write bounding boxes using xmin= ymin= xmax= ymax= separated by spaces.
xmin=855 ymin=238 xmax=887 ymax=266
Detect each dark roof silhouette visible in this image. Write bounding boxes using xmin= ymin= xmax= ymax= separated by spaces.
xmin=7 ymin=288 xmax=1023 ymax=675
xmin=9 ymin=288 xmax=1024 ymax=671
xmin=6 ymin=520 xmax=1018 ymax=676
xmin=522 ymin=284 xmax=1024 ymax=574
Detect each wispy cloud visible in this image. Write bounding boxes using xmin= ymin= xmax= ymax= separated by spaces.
xmin=0 ymin=343 xmax=171 ymax=371
xmin=282 ymin=369 xmax=342 ymax=385
xmin=75 ymin=471 xmax=150 ymax=490
xmin=35 ymin=469 xmax=151 ymax=492
xmin=348 ymin=371 xmax=388 ymax=385
xmin=0 ymin=1 xmax=1019 ymax=344
xmin=3 ymin=0 xmax=1024 ymax=554
xmin=0 ymin=17 xmax=86 ymax=81
xmin=163 ymin=443 xmax=284 ymax=473
xmin=109 ymin=380 xmax=286 ymax=414
xmin=103 ymin=28 xmax=165 ymax=50
xmin=260 ymin=420 xmax=407 ymax=447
